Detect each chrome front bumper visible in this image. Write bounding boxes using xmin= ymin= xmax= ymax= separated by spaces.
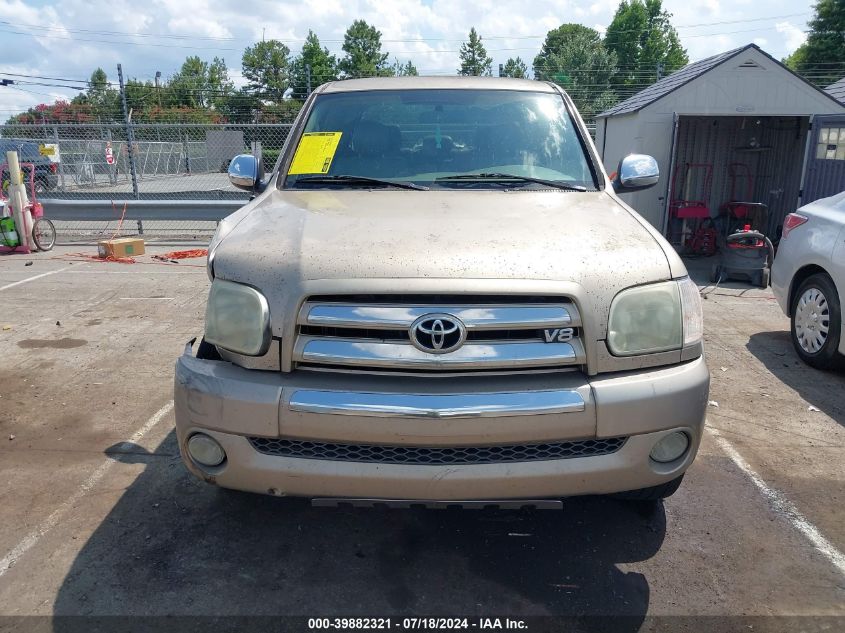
xmin=174 ymin=342 xmax=709 ymax=499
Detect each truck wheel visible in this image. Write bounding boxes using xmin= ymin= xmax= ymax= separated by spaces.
xmin=611 ymin=474 xmax=684 ymax=501
xmin=790 ymin=273 xmax=844 ymax=370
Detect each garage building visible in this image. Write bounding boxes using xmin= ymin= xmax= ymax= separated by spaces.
xmin=595 ymin=44 xmax=845 ymax=244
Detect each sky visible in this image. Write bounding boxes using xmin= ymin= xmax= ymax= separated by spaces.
xmin=0 ymin=0 xmax=815 ymax=115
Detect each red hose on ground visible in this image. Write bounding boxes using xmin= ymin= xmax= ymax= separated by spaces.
xmin=160 ymin=249 xmax=208 ymax=259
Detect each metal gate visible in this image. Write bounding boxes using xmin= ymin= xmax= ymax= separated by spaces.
xmin=802 ymin=114 xmax=845 ymax=204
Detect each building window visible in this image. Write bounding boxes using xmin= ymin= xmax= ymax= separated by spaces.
xmin=817 ymin=127 xmax=845 ymax=160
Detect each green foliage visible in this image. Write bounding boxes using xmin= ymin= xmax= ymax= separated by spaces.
xmin=604 ymin=0 xmax=688 ymax=87
xmin=392 ymin=59 xmax=419 ymax=76
xmin=256 ymin=100 xmax=304 ymax=123
xmin=339 ymin=20 xmax=392 ymax=78
xmin=502 ymin=57 xmax=528 ymax=78
xmin=242 ymin=40 xmax=292 ymax=102
xmin=458 ymin=27 xmax=492 ymax=76
xmin=784 ymin=0 xmax=845 ymax=86
xmin=290 ymin=31 xmax=339 ymax=99
xmin=533 ymin=25 xmax=618 ymax=119
xmin=533 ymin=24 xmax=601 ymax=80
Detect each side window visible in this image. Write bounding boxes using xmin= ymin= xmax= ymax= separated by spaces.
xmin=817 ymin=127 xmax=845 ymax=161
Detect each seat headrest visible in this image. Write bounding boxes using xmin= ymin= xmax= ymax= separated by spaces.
xmin=352 ymin=121 xmax=394 ymax=157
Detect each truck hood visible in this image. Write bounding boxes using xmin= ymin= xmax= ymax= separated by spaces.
xmin=211 ymin=188 xmax=676 ymax=339
xmin=214 ymin=189 xmax=670 ymax=283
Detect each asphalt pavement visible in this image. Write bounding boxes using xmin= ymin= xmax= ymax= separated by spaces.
xmin=0 ymin=246 xmax=842 ymax=632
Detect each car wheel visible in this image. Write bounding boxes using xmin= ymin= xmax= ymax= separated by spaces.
xmin=761 ymin=267 xmax=770 ymax=288
xmin=611 ymin=474 xmax=684 ymax=501
xmin=790 ymin=273 xmax=844 ymax=370
xmin=34 ymin=178 xmax=47 ymax=194
xmin=710 ymin=263 xmax=721 ymax=283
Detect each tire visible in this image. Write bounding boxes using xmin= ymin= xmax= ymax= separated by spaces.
xmin=611 ymin=474 xmax=684 ymax=501
xmin=761 ymin=267 xmax=770 ymax=288
xmin=31 ymin=217 xmax=55 ymax=251
xmin=790 ymin=273 xmax=845 ymax=370
xmin=34 ymin=178 xmax=47 ymax=194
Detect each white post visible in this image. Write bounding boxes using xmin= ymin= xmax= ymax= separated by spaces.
xmin=6 ymin=150 xmax=34 ymax=250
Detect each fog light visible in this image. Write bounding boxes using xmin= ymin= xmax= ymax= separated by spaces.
xmin=650 ymin=431 xmax=689 ymax=463
xmin=187 ymin=433 xmax=226 ymax=467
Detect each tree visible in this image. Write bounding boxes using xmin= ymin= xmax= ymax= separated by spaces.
xmin=784 ymin=0 xmax=845 ymax=86
xmin=458 ymin=27 xmax=492 ymax=76
xmin=242 ymin=39 xmax=291 ymax=102
xmin=534 ymin=25 xmax=618 ymax=119
xmin=502 ymin=57 xmax=528 ymax=78
xmin=604 ymin=0 xmax=688 ymax=87
xmin=207 ymin=57 xmax=235 ymax=108
xmin=339 ymin=20 xmax=392 ymax=78
xmin=167 ymin=56 xmax=211 ymax=108
xmin=533 ymin=24 xmax=601 ymax=80
xmin=290 ymin=31 xmax=339 ymax=99
xmin=392 ymin=59 xmax=419 ymax=76
xmin=83 ymin=68 xmax=120 ymax=120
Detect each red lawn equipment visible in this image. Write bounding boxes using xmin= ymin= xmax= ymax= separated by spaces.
xmin=668 ymin=162 xmax=713 ymax=250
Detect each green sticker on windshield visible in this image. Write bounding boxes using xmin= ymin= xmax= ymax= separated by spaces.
xmin=288 ymin=132 xmax=343 ymax=175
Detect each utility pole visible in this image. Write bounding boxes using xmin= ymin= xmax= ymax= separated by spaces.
xmin=306 ymin=64 xmax=312 ymax=96
xmin=155 ymin=71 xmax=162 ymax=108
xmin=117 ymin=63 xmax=140 ymax=199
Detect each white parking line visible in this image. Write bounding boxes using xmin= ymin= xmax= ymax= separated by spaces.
xmin=709 ymin=427 xmax=845 ymax=577
xmin=0 ymin=267 xmax=70 ymax=292
xmin=0 ymin=400 xmax=174 ymax=579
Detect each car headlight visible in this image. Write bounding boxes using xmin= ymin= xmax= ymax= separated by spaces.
xmin=607 ymin=277 xmax=702 ymax=356
xmin=204 ymin=279 xmax=271 ymax=356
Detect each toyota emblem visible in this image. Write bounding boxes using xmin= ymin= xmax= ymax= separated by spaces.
xmin=409 ymin=313 xmax=467 ymax=354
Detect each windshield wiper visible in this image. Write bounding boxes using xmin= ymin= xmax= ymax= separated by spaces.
xmin=294 ymin=174 xmax=429 ymax=191
xmin=436 ymin=173 xmax=586 ymax=191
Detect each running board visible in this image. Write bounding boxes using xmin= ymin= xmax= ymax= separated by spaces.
xmin=311 ymin=498 xmax=563 ymax=510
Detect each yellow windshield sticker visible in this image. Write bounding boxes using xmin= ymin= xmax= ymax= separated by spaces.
xmin=288 ymin=131 xmax=343 ymax=175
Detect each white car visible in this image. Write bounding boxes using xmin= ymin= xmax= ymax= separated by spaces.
xmin=772 ymin=191 xmax=845 ymax=370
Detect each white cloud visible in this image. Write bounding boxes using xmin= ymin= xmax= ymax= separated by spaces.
xmin=776 ymin=21 xmax=808 ymax=54
xmin=0 ymin=0 xmax=818 ymax=114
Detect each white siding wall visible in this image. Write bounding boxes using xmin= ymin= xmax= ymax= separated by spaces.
xmin=595 ymin=46 xmax=845 ymax=231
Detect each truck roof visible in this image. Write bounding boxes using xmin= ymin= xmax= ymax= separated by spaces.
xmin=318 ymin=76 xmax=557 ymax=94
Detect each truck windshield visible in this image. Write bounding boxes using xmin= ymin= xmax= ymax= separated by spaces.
xmin=283 ymin=89 xmax=596 ymax=190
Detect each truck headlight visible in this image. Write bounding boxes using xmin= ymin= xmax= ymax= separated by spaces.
xmin=204 ymin=279 xmax=271 ymax=356
xmin=607 ymin=277 xmax=702 ymax=356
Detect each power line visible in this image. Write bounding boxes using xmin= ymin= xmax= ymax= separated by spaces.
xmin=0 ymin=12 xmax=811 ymax=44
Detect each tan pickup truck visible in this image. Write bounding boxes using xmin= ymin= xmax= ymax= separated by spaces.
xmin=175 ymin=76 xmax=709 ymax=508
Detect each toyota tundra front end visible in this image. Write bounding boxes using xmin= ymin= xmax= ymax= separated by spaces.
xmin=174 ymin=77 xmax=709 ymax=506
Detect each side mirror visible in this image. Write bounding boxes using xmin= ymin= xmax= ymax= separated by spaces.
xmin=613 ymin=154 xmax=659 ymax=193
xmin=228 ymin=154 xmax=264 ymax=191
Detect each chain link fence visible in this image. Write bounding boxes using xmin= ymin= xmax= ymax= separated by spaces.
xmin=0 ymin=123 xmax=292 ymax=201
xmin=0 ymin=119 xmax=596 ymax=239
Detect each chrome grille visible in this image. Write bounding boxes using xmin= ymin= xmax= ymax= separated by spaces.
xmin=249 ymin=437 xmax=626 ymax=465
xmin=295 ymin=296 xmax=585 ymax=373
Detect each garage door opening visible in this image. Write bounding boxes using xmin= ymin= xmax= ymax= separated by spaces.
xmin=665 ymin=115 xmax=810 ymax=248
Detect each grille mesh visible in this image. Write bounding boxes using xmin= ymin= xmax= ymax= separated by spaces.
xmin=248 ymin=436 xmax=626 ymax=465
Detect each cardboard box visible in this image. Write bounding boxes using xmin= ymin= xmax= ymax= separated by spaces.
xmin=98 ymin=237 xmax=145 ymax=258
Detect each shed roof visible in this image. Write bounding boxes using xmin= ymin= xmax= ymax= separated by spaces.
xmin=597 ymin=43 xmax=842 ymax=118
xmin=827 ymin=77 xmax=845 ymax=104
